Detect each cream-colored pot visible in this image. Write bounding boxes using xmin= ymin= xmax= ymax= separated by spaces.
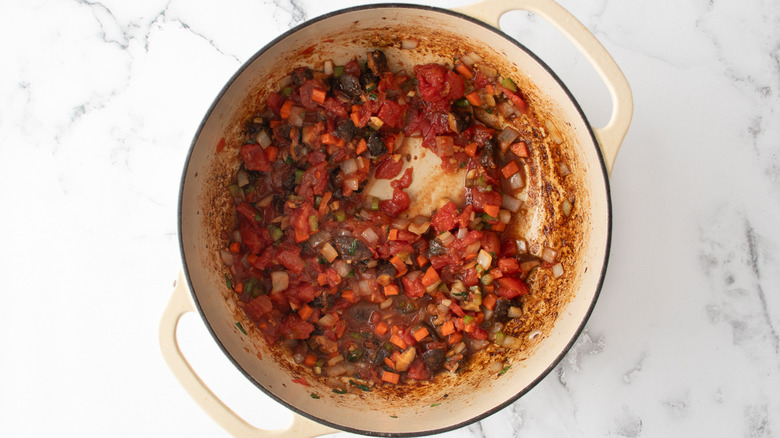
xmin=160 ymin=0 xmax=632 ymax=436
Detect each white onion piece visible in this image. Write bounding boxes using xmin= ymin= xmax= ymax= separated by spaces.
xmin=456 ymin=228 xmax=468 ymax=240
xmin=361 ymin=227 xmax=379 ymax=245
xmin=325 ymin=363 xmax=348 ymax=377
xmin=318 ymin=313 xmax=338 ymax=328
xmin=334 ymin=260 xmax=350 ymax=278
xmin=401 ymin=38 xmax=418 ymax=49
xmin=278 ymin=75 xmax=293 ymax=88
xmin=236 ymin=170 xmax=249 ymax=187
xmin=508 ymin=306 xmax=523 ymax=318
xmin=439 ymin=231 xmax=456 ymax=246
xmin=477 ymin=249 xmax=492 ymax=271
xmin=320 ymin=242 xmax=338 ymax=263
xmin=327 ymin=353 xmax=344 ymax=366
xmin=308 ymin=230 xmax=330 ymax=249
xmin=552 ymin=263 xmax=564 ymax=278
xmin=256 ymin=130 xmax=272 ymax=148
xmin=220 ymin=249 xmax=234 ymax=266
xmin=392 ymin=217 xmax=410 ymax=229
xmin=502 ymin=335 xmax=522 ymax=349
xmin=344 ymin=177 xmax=359 ymax=191
xmin=465 ymin=241 xmax=481 ymax=255
xmin=515 ymin=239 xmax=527 ymax=254
xmin=545 ymin=120 xmax=563 ymax=144
xmin=380 ymin=297 xmax=393 ymax=310
xmin=357 ymin=280 xmax=371 ymax=295
xmin=341 ymin=158 xmax=358 ymax=175
xmin=323 ymin=59 xmax=334 ymax=75
xmin=271 ymin=271 xmax=289 ymax=293
xmin=541 ymin=247 xmax=558 ymax=264
xmin=497 ymin=127 xmax=520 ymax=150
xmin=559 ymin=163 xmax=572 ymax=176
xmin=508 ymin=172 xmax=524 ymax=190
xmin=502 ymin=194 xmax=521 ymax=213
xmin=498 ymin=210 xmax=511 ymax=224
xmin=562 ymin=199 xmax=573 ymax=217
xmin=467 ymin=51 xmax=483 ymax=64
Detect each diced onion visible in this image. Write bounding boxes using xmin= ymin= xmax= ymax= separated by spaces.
xmin=327 ymin=353 xmax=344 ymax=366
xmin=323 ymin=59 xmax=334 ymax=75
xmin=236 ymin=170 xmax=249 ymax=188
xmin=320 ymin=242 xmax=338 ymax=263
xmin=562 ymin=199 xmax=573 ymax=217
xmin=508 ymin=306 xmax=523 ymax=318
xmin=515 ymin=239 xmax=527 ymax=254
xmin=502 ymin=194 xmax=521 ymax=213
xmin=220 ymin=249 xmax=234 ymax=266
xmin=392 ymin=217 xmax=411 ymax=229
xmin=456 ymin=228 xmax=468 ymax=240
xmin=361 ymin=227 xmax=379 ymax=245
xmin=498 ymin=210 xmax=511 ymax=224
xmin=308 ymin=230 xmax=330 ymax=249
xmin=438 ymin=231 xmax=456 ymax=247
xmin=256 ymin=194 xmax=273 ymax=208
xmin=334 ymin=260 xmax=350 ymax=278
xmin=465 ymin=241 xmax=481 ymax=255
xmin=271 ymin=271 xmax=289 ymax=293
xmin=528 ymin=330 xmax=542 ymax=340
xmin=344 ymin=177 xmax=360 ymax=191
xmin=318 ymin=313 xmax=338 ymax=328
xmin=357 ymin=280 xmax=371 ymax=296
xmin=541 ymin=247 xmax=558 ymax=264
xmin=497 ymin=127 xmax=520 ymax=150
xmin=545 ymin=120 xmax=563 ymax=144
xmin=380 ymin=297 xmax=394 ymax=310
xmin=477 ymin=249 xmax=492 ymax=271
xmin=449 ymin=281 xmax=466 ymax=296
xmin=278 ymin=75 xmax=293 ymax=88
xmin=325 ymin=363 xmax=348 ymax=377
xmin=356 ymin=156 xmax=370 ymax=172
xmin=451 ymin=342 xmax=467 ymax=354
xmin=559 ymin=163 xmax=572 ymax=176
xmin=289 ymin=106 xmax=305 ymax=127
xmin=408 ymin=216 xmax=431 ymax=235
xmin=401 ymin=38 xmax=418 ymax=49
xmin=497 ymin=100 xmax=515 ymax=118
xmin=502 ymin=335 xmax=522 ymax=349
xmin=256 ymin=130 xmax=272 ymax=148
xmin=341 ymin=158 xmax=358 ymax=175
xmin=508 ymin=173 xmax=524 ymax=190
xmin=552 ymin=263 xmax=564 ymax=278
xmin=476 ymin=63 xmax=498 ymax=79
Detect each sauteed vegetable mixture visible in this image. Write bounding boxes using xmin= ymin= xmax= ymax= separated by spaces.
xmin=220 ymin=49 xmax=561 ymax=387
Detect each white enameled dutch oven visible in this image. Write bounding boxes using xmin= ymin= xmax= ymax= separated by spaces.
xmin=160 ymin=0 xmax=632 ymax=436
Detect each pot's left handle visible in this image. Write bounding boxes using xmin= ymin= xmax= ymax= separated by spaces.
xmin=159 ymin=271 xmax=335 ymax=438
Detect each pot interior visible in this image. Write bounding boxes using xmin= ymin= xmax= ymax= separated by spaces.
xmin=179 ymin=5 xmax=610 ymax=435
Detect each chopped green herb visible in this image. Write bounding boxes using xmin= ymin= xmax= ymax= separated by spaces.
xmin=295 ymin=169 xmax=304 ymax=184
xmin=254 ymin=212 xmax=263 ymax=222
xmin=485 ymin=108 xmax=494 ymax=114
xmin=349 ymin=380 xmax=371 ymax=392
xmin=317 ymin=255 xmax=327 ymax=265
xmin=235 ymin=322 xmax=247 ymax=335
xmin=463 ymin=315 xmax=475 ymax=325
xmin=431 ymin=403 xmax=441 ymax=407
xmin=499 ymin=365 xmax=511 ymax=375
xmin=390 ymin=415 xmax=398 ymax=419
xmin=346 ymin=349 xmax=363 ymax=362
xmin=310 ymin=393 xmax=320 ymax=399
xmin=368 ymin=92 xmax=379 ymax=101
xmin=225 ymin=274 xmax=233 ymax=289
xmin=366 ymin=83 xmax=377 ymax=92
xmin=285 ymin=155 xmax=294 ymax=164
xmin=453 ymin=97 xmax=469 ymax=107
xmin=348 ymin=239 xmax=358 ymax=255
xmin=244 ymin=277 xmax=259 ymax=297
xmin=332 ymin=388 xmax=347 ymax=394
xmin=333 ymin=65 xmax=345 ymax=78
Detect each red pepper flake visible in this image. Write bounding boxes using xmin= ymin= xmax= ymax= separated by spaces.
xmin=292 ymin=377 xmax=311 ymax=387
xmin=215 ymin=137 xmax=226 ymax=153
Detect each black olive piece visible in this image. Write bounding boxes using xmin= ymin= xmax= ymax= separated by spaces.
xmin=493 ymin=298 xmax=512 ymax=323
xmin=449 ymin=107 xmax=473 ymax=134
xmin=282 ymin=170 xmax=297 ymax=192
xmin=291 ymin=66 xmax=313 ymax=86
xmin=480 ymin=137 xmax=498 ymax=169
xmin=367 ymin=50 xmax=389 ymax=76
xmin=335 ymin=119 xmax=358 ymax=142
xmin=333 ymin=236 xmax=373 ymax=262
xmin=337 ymin=74 xmax=362 ymax=100
xmin=376 ymin=262 xmax=397 ymax=285
xmin=360 ymin=71 xmax=379 ymax=89
xmin=421 ymin=347 xmax=446 ymax=373
xmin=366 ymin=132 xmax=387 ymax=157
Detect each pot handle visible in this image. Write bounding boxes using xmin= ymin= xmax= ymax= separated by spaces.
xmin=159 ymin=271 xmax=335 ymax=438
xmin=454 ymin=0 xmax=633 ymax=175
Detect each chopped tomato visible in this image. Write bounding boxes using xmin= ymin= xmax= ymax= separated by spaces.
xmin=374 ymin=156 xmax=404 ymax=180
xmin=431 ymin=201 xmax=459 ymax=233
xmin=496 ymin=276 xmax=529 ymax=299
xmin=240 ymin=143 xmax=271 ymax=172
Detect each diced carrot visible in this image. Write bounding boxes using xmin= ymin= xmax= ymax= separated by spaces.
xmin=384 ymin=357 xmax=395 ymax=368
xmin=376 ymin=321 xmax=389 ymax=336
xmin=304 ymin=353 xmax=317 ymax=367
xmin=311 ymin=88 xmax=327 ymax=104
xmin=465 ymin=91 xmax=482 ymax=107
xmin=381 ymin=371 xmax=400 ymax=384
xmin=464 ymin=142 xmax=478 ymax=158
xmin=265 ymin=145 xmax=279 ymax=162
xmin=413 ymin=327 xmax=430 ymax=342
xmin=416 ymin=254 xmax=428 ymax=268
xmin=455 ymin=63 xmax=474 ymax=79
xmin=229 ymin=242 xmax=241 ymax=253
xmin=341 ymin=289 xmax=356 ymax=303
xmin=335 ymin=320 xmax=347 ymax=339
xmin=510 ymin=141 xmax=529 ymax=157
xmin=482 ymin=292 xmax=497 ymax=311
xmin=485 ymin=84 xmax=495 ymax=95
xmin=421 ymin=266 xmax=441 ymax=287
xmin=317 ymin=273 xmax=328 ymax=286
xmin=269 ymin=120 xmax=280 ymax=128
xmin=440 ymin=320 xmax=455 ymax=336
xmin=464 ymin=320 xmax=476 ymax=333
xmin=448 ymin=332 xmax=463 ymax=345
xmin=280 ymin=99 xmax=294 ymax=119
xmin=319 ymin=191 xmax=332 ymax=216
xmin=483 ymin=284 xmax=495 ymax=293
xmin=383 ymin=284 xmax=400 ymax=296
xmin=234 ymin=282 xmax=243 ymax=293
xmin=464 ymin=252 xmax=477 ymax=261
xmin=321 ymin=133 xmax=344 ymax=146
xmin=356 ymin=138 xmax=367 ymax=155
xmin=390 ymin=255 xmax=407 ymax=276
xmin=247 ymin=254 xmax=258 ymax=265
xmin=501 ymin=160 xmax=520 ymax=178
xmin=298 ymin=304 xmax=314 ymax=321
xmin=390 ymin=334 xmax=408 ymax=350
xmin=492 ymin=222 xmax=506 ymax=232
xmin=483 ymin=204 xmax=500 ymax=218
xmin=388 ymin=228 xmax=399 ymax=241
xmin=475 ymin=313 xmax=485 ymax=325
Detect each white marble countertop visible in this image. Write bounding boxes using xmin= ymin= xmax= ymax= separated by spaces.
xmin=1 ymin=0 xmax=778 ymax=436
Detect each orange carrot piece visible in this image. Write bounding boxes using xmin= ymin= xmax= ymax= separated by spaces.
xmin=383 ymin=357 xmax=395 ymax=368
xmin=317 ymin=273 xmax=328 ymax=286
xmin=413 ymin=327 xmax=430 ymax=342
xmin=448 ymin=332 xmax=463 ymax=345
xmin=465 ymin=91 xmax=482 ymax=106
xmin=440 ymin=320 xmax=455 ymax=336
xmin=485 ymin=84 xmax=495 ymax=95
xmin=390 ymin=334 xmax=408 ymax=350
xmin=492 ymin=222 xmax=507 ymax=232
xmin=375 ymin=321 xmax=389 ymax=336
xmin=298 ymin=304 xmax=314 ymax=321
xmin=381 ymin=371 xmax=400 ymax=384
xmin=464 ymin=142 xmax=478 ymax=158
xmin=483 ymin=204 xmax=500 ymax=218
xmin=356 ymin=138 xmax=367 ymax=155
xmin=390 ymin=256 xmax=407 ymax=277
xmin=482 ymin=292 xmax=497 ymax=311
xmin=265 ymin=145 xmax=279 ymax=162
xmin=311 ymin=88 xmax=327 ymax=104
xmin=304 ymin=353 xmax=317 ymax=367
xmin=416 ymin=254 xmax=428 ymax=268
xmin=510 ymin=141 xmax=529 ymax=157
xmin=341 ymin=289 xmax=356 ymax=303
xmin=388 ymin=228 xmax=399 ymax=241
xmin=421 ymin=266 xmax=441 ymax=287
xmin=501 ymin=160 xmax=520 ymax=178
xmin=269 ymin=119 xmax=280 ymax=128
xmin=319 ymin=191 xmax=332 ymax=216
xmin=280 ymin=99 xmax=294 ymax=119
xmin=351 ymin=111 xmax=360 ymax=127
xmin=455 ymin=63 xmax=474 ymax=79
xmin=229 ymin=242 xmax=241 ymax=253
xmin=383 ymin=284 xmax=400 ymax=296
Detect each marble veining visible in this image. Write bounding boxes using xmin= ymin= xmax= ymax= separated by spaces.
xmin=1 ymin=0 xmax=779 ymax=437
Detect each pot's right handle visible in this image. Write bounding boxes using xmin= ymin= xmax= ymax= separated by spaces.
xmin=454 ymin=0 xmax=633 ymax=175
xmin=159 ymin=271 xmax=335 ymax=438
